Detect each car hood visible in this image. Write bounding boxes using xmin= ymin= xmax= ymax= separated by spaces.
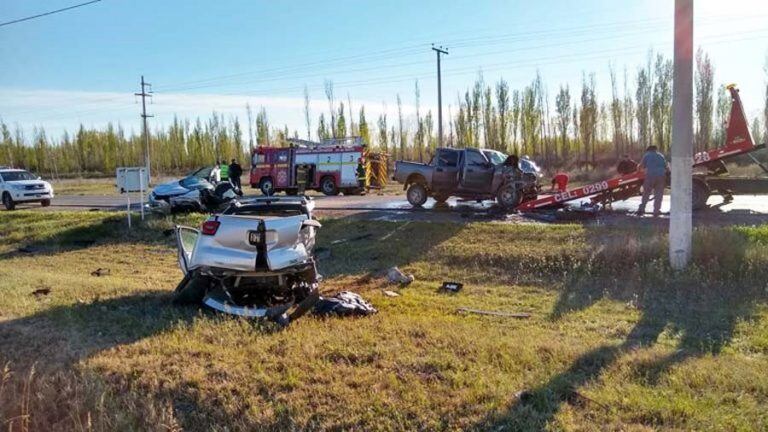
xmin=152 ymin=180 xmax=188 ymax=197
xmin=4 ymin=179 xmax=50 ymax=187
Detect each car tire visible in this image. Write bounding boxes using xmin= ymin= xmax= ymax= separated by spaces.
xmin=406 ymin=183 xmax=428 ymax=207
xmin=433 ymin=193 xmax=449 ymax=204
xmin=2 ymin=193 xmax=15 ymax=211
xmin=41 ymin=199 xmax=51 ymax=207
xmin=496 ymin=184 xmax=522 ymax=210
xmin=259 ymin=177 xmax=275 ymax=196
xmin=172 ymin=273 xmax=210 ymax=305
xmin=320 ymin=176 xmax=339 ymax=196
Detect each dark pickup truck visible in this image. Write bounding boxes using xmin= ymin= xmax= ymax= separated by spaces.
xmin=393 ymin=148 xmax=541 ymax=208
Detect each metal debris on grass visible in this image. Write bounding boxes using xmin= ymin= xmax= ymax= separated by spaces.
xmin=457 ymin=307 xmax=531 ymax=319
xmin=90 ymin=268 xmax=111 ymax=277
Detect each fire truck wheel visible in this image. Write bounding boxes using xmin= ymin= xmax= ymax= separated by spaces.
xmin=496 ymin=184 xmax=521 ymax=209
xmin=320 ymin=176 xmax=339 ymax=196
xmin=406 ymin=183 xmax=428 ymax=207
xmin=259 ymin=177 xmax=275 ymax=196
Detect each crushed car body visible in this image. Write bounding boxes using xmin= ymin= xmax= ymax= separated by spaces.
xmin=173 ymin=196 xmax=321 ymax=325
xmin=149 ymin=169 xmax=238 ymax=213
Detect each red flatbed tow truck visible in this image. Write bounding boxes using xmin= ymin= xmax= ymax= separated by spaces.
xmin=516 ymin=84 xmax=766 ymax=212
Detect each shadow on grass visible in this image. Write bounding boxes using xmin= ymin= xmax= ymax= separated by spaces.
xmin=315 ymin=214 xmax=466 ymax=279
xmin=0 ymin=213 xmax=196 ymax=261
xmin=0 ymin=291 xmax=199 ymax=372
xmin=480 ymin=225 xmax=768 ymax=430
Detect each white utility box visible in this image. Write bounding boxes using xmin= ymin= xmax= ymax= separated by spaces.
xmin=116 ymin=167 xmax=148 ymax=193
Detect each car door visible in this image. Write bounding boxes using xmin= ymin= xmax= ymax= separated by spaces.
xmin=431 ymin=149 xmax=460 ymax=192
xmin=175 ymin=226 xmax=200 ymax=275
xmin=459 ymin=149 xmax=495 ymax=192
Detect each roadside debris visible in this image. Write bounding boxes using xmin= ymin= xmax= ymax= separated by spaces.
xmin=457 ymin=308 xmax=531 ymax=319
xmin=31 ymin=287 xmax=51 ymax=298
xmin=382 ymin=290 xmax=400 ymax=297
xmin=387 ymin=267 xmax=414 ymax=285
xmin=313 ymin=292 xmax=377 ymax=317
xmin=440 ymin=281 xmax=463 ymax=293
xmin=90 ymin=268 xmax=111 ymax=277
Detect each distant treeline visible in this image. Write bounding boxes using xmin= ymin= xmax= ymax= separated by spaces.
xmin=2 ymin=49 xmax=767 ymax=177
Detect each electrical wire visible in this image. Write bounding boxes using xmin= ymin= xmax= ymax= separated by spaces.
xmin=0 ymin=0 xmax=103 ymax=28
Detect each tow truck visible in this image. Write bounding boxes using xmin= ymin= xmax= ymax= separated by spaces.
xmin=515 ymin=84 xmax=766 ymax=212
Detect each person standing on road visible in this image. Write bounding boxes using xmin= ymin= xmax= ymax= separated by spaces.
xmin=210 ymin=163 xmax=221 ymax=184
xmin=228 ymin=158 xmax=243 ymax=193
xmin=219 ymin=160 xmax=229 ymax=182
xmin=636 ymin=146 xmax=669 ymax=216
xmin=550 ymin=172 xmax=569 ymax=192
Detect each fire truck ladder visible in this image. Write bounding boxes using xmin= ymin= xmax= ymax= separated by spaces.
xmin=516 ymin=84 xmax=764 ymax=212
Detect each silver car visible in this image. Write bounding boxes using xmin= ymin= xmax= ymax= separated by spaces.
xmin=173 ymin=196 xmax=321 ymax=325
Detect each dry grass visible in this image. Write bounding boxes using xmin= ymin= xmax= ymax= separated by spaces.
xmin=1 ymin=211 xmax=767 ymax=431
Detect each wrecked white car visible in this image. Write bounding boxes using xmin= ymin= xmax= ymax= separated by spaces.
xmin=173 ymin=196 xmax=321 ymax=325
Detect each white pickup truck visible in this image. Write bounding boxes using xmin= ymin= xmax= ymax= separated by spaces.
xmin=0 ymin=168 xmax=55 ymax=210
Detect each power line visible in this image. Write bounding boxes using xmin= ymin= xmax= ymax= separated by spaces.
xmin=0 ymin=0 xmax=103 ymax=28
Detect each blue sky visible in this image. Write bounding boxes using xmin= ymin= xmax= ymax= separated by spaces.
xmin=1 ymin=0 xmax=767 ymax=140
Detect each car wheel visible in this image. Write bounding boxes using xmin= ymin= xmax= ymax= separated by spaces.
xmin=433 ymin=193 xmax=449 ymax=204
xmin=172 ymin=274 xmax=210 ymax=305
xmin=2 ymin=193 xmax=15 ymax=211
xmin=320 ymin=176 xmax=338 ymax=196
xmin=406 ymin=183 xmax=428 ymax=207
xmin=496 ymin=184 xmax=521 ymax=209
xmin=41 ymin=199 xmax=51 ymax=207
xmin=260 ymin=177 xmax=275 ymax=196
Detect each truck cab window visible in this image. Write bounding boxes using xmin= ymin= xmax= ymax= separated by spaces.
xmin=466 ymin=150 xmax=488 ymax=167
xmin=437 ymin=150 xmax=458 ymax=168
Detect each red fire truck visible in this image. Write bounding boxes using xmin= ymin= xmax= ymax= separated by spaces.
xmin=250 ymin=137 xmax=366 ymax=196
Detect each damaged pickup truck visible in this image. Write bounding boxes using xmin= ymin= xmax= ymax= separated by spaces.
xmin=393 ymin=148 xmax=542 ymax=209
xmin=173 ymin=196 xmax=321 ymax=325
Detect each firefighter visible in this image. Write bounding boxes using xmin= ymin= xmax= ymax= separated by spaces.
xmin=356 ymin=157 xmax=367 ymax=189
xmin=218 ymin=160 xmax=229 ymax=182
xmin=550 ymin=172 xmax=569 ymax=192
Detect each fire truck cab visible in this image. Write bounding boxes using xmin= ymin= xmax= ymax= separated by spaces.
xmin=250 ymin=137 xmax=365 ymax=196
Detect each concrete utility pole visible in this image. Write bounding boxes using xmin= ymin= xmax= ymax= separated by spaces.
xmin=135 ymin=76 xmax=153 ymax=182
xmin=669 ymin=0 xmax=694 ymax=269
xmin=432 ymin=45 xmax=448 ymax=147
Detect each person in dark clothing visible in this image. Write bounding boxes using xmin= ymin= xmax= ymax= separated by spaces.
xmin=617 ymin=154 xmax=639 ymax=175
xmin=228 ymin=158 xmax=243 ymax=193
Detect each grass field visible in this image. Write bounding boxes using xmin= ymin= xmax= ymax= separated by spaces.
xmin=1 ymin=211 xmax=767 ymax=431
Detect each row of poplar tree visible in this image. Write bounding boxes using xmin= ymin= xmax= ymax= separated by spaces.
xmin=1 ymin=49 xmax=767 ymax=177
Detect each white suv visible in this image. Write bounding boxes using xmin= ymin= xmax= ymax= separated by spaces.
xmin=0 ymin=169 xmax=55 ymax=210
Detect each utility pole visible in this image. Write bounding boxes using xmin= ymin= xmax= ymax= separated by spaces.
xmin=669 ymin=0 xmax=694 ymax=269
xmin=135 ymin=76 xmax=153 ymax=182
xmin=432 ymin=45 xmax=448 ymax=147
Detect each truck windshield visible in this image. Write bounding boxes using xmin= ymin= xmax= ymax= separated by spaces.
xmin=0 ymin=171 xmax=36 ymax=181
xmin=482 ymin=150 xmax=507 ymax=165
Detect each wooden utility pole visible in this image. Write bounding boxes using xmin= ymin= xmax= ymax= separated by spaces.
xmin=670 ymin=0 xmax=694 ymax=269
xmin=135 ymin=76 xmax=153 ymax=182
xmin=432 ymin=45 xmax=448 ymax=147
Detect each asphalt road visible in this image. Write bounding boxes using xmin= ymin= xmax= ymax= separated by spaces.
xmin=12 ymin=191 xmax=768 ymax=225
